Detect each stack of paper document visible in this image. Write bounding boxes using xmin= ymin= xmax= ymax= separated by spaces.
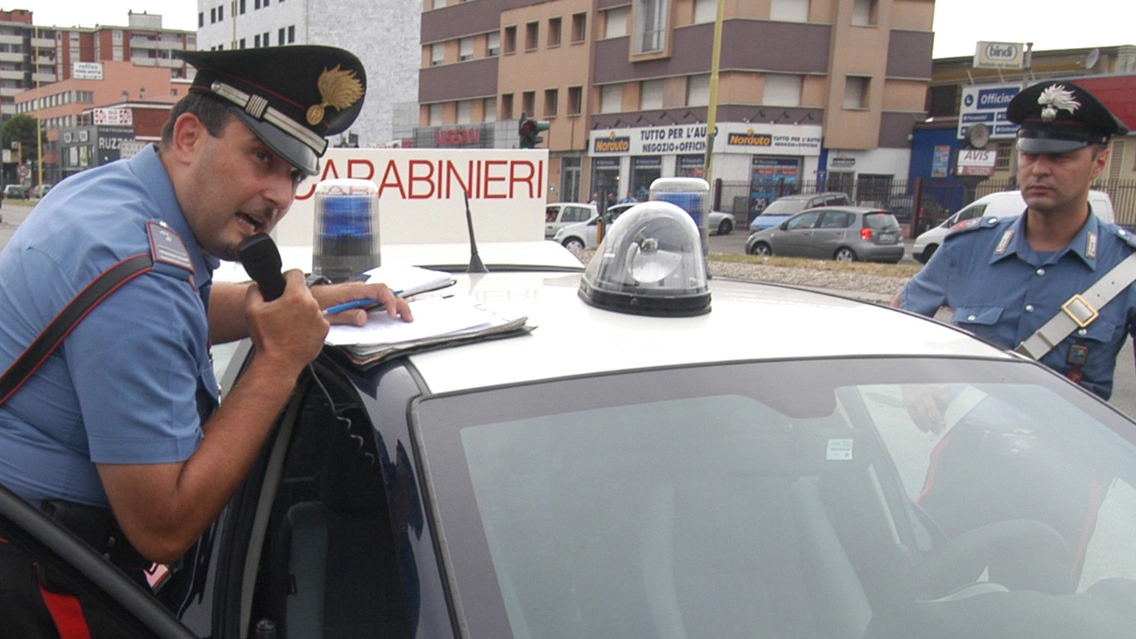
xmin=325 ymin=295 xmax=531 ymax=366
xmin=362 ymin=264 xmax=456 ymax=297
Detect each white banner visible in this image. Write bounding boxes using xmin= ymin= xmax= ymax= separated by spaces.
xmin=274 ymin=148 xmax=549 ymax=247
xmin=589 ymin=122 xmax=822 ymax=157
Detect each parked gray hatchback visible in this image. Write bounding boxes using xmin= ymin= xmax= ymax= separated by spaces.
xmin=745 ymin=206 xmax=905 ymax=263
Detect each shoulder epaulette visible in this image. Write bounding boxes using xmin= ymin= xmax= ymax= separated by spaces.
xmin=946 ymin=216 xmax=1000 ymax=237
xmin=146 ymin=220 xmax=195 ymax=276
xmin=1114 ymin=226 xmax=1136 ymax=251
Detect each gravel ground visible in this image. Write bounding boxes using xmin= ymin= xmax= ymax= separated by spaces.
xmin=577 ymin=249 xmax=911 ymax=303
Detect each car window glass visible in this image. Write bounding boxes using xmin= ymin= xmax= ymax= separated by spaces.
xmin=246 ymin=382 xmax=413 ymax=638
xmin=960 ymin=204 xmax=986 ymax=222
xmin=413 ymin=357 xmax=1136 ymax=639
xmin=762 ymin=199 xmax=804 ymax=215
xmin=785 ymin=212 xmax=820 ymax=230
xmin=820 ymin=211 xmax=853 ymax=229
xmin=864 ymin=213 xmax=899 ymax=230
xmin=546 ymin=207 xmax=560 ymax=223
xmin=568 ymin=207 xmax=590 ymax=223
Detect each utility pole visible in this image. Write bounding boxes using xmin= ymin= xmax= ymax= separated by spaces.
xmin=703 ymin=0 xmax=724 ymax=184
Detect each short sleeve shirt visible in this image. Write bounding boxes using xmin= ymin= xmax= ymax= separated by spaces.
xmin=900 ymin=210 xmax=1136 ymax=400
xmin=0 ymin=146 xmax=220 ymax=507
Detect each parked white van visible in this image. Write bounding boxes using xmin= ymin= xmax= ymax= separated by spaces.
xmin=911 ymin=190 xmax=1116 ymax=263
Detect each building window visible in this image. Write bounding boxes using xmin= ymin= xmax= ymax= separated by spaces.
xmin=288 ymin=25 xmax=295 ymax=43
xmin=198 ymin=12 xmax=204 ymax=27
xmin=843 ymin=76 xmax=870 ymax=109
xmin=210 ymin=7 xmax=216 ymax=23
xmin=217 ymin=5 xmax=223 ymax=20
xmin=568 ymin=85 xmax=582 ymax=115
xmin=764 ymin=74 xmax=802 ymax=106
xmin=255 ymin=0 xmax=261 ymax=9
xmin=687 ymin=74 xmax=710 ymax=106
xmin=239 ymin=38 xmax=246 ymax=49
xmin=501 ymin=93 xmax=513 ymax=120
xmin=604 ymin=7 xmax=629 ymax=38
xmin=571 ymin=13 xmax=587 ymax=43
xmin=435 ymin=0 xmax=447 ymax=7
xmin=240 ymin=0 xmax=246 ymax=14
xmin=525 ymin=21 xmax=539 ymax=51
xmin=279 ymin=28 xmax=286 ymax=46
xmin=548 ymin=17 xmax=562 ymax=47
xmin=544 ymin=88 xmax=558 ymax=117
xmin=487 ymin=31 xmax=500 ymax=56
xmin=693 ymin=0 xmax=717 ymax=23
xmin=851 ymin=0 xmax=878 ymax=26
xmin=640 ymin=79 xmax=664 ymax=110
xmin=459 ymin=37 xmax=474 ymax=61
xmin=771 ymin=0 xmax=809 ymax=21
xmin=994 ymin=141 xmax=1013 ymax=171
xmin=634 ymin=0 xmax=669 ymax=54
xmin=503 ymin=25 xmax=517 ymax=54
xmin=263 ymin=31 xmax=270 ymax=46
xmin=457 ymin=100 xmax=472 ymax=124
xmin=431 ymin=43 xmax=445 ymax=66
xmin=484 ymin=97 xmax=497 ymax=123
xmin=264 ymin=0 xmax=269 ymax=5
xmin=600 ymin=85 xmax=622 ymax=113
xmin=429 ymin=103 xmax=444 ymax=126
xmin=522 ymin=91 xmax=535 ymax=117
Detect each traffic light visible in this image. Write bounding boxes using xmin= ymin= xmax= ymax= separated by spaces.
xmin=518 ymin=112 xmax=550 ymax=149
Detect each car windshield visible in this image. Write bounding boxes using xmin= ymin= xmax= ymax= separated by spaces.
xmin=760 ymin=199 xmax=806 ymax=216
xmin=412 ymin=357 xmax=1136 ymax=638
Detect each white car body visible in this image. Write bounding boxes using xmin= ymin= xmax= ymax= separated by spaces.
xmin=912 ymin=190 xmax=1116 ymax=264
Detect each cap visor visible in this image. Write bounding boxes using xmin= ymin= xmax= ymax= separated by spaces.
xmin=1016 ymin=136 xmax=1089 ymax=155
xmin=232 ymin=109 xmax=320 ymax=176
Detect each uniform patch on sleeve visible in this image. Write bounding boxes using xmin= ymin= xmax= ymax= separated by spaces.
xmin=147 ymin=221 xmax=195 ymax=274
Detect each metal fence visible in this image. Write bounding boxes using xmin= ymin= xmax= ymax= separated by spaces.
xmin=714 ymin=177 xmax=1136 ymax=233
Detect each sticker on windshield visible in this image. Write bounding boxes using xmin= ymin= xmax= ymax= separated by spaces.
xmin=826 ymin=438 xmax=853 ymax=461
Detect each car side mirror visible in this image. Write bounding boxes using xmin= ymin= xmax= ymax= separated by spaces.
xmin=779 ymin=221 xmax=790 ymax=230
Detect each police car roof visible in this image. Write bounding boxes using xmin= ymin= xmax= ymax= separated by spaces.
xmin=216 ymin=237 xmax=1009 ymax=395
xmin=405 ymin=271 xmax=1008 ymax=394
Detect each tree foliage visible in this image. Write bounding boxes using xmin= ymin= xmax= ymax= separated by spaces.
xmin=2 ymin=114 xmax=41 ymax=164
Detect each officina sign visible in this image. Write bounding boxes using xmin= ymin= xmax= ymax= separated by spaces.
xmin=957 ymin=83 xmax=1021 ymax=141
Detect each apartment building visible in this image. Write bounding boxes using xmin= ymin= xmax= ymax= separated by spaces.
xmin=52 ymin=11 xmax=195 ymax=82
xmin=14 ymin=61 xmax=184 ymax=185
xmin=0 ymin=10 xmax=56 ymax=120
xmin=194 ymin=0 xmax=421 ymax=147
xmin=419 ymin=0 xmax=934 ymax=212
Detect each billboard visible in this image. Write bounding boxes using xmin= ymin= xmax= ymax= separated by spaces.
xmin=273 ymin=148 xmax=549 ymax=247
xmin=957 ymin=84 xmax=1020 ymax=141
xmin=973 ymin=42 xmax=1026 ymax=70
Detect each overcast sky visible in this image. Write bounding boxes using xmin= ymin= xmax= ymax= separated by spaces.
xmin=10 ymin=0 xmax=1136 ymax=59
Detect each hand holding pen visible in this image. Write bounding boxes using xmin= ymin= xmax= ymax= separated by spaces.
xmin=310 ymin=282 xmax=413 ymax=325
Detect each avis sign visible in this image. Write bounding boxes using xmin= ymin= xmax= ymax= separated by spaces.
xmin=956 ymin=149 xmax=997 ymax=177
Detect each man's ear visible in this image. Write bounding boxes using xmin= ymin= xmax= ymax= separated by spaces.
xmin=1090 ymin=145 xmax=1110 ymax=180
xmin=169 ymin=113 xmax=207 ymax=163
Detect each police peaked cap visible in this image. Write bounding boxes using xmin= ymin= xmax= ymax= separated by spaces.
xmin=179 ymin=46 xmax=366 ymax=175
xmin=1006 ymin=80 xmax=1129 ymax=155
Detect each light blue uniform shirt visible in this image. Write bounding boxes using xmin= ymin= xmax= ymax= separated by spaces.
xmin=0 ymin=145 xmax=220 ymax=507
xmin=900 ymin=210 xmax=1136 ymax=400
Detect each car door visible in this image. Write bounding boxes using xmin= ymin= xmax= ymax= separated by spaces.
xmin=814 ymin=209 xmax=855 ymax=258
xmin=771 ymin=210 xmax=822 ymax=257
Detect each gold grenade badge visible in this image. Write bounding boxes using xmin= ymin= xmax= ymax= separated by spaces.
xmin=307 ymin=65 xmax=364 ymax=126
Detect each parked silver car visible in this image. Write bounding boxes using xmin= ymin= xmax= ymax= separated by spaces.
xmin=746 ymin=206 xmax=904 ymax=263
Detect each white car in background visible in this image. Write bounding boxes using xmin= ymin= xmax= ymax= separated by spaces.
xmin=912 ymin=190 xmax=1116 ymax=264
xmin=554 ymin=204 xmax=735 ymax=251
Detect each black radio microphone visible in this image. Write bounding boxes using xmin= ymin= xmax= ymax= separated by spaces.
xmin=238 ymin=233 xmax=287 ymax=301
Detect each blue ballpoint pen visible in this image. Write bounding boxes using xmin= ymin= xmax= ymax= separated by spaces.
xmin=323 ymin=290 xmax=404 ymax=315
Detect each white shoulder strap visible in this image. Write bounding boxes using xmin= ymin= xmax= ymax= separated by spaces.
xmin=1015 ymin=252 xmax=1136 ymax=359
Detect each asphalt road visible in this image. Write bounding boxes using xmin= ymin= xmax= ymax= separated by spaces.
xmin=2 ymin=204 xmax=1133 ymax=418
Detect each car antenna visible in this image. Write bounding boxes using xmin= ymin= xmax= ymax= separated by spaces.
xmin=463 ymin=188 xmax=488 ymax=274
